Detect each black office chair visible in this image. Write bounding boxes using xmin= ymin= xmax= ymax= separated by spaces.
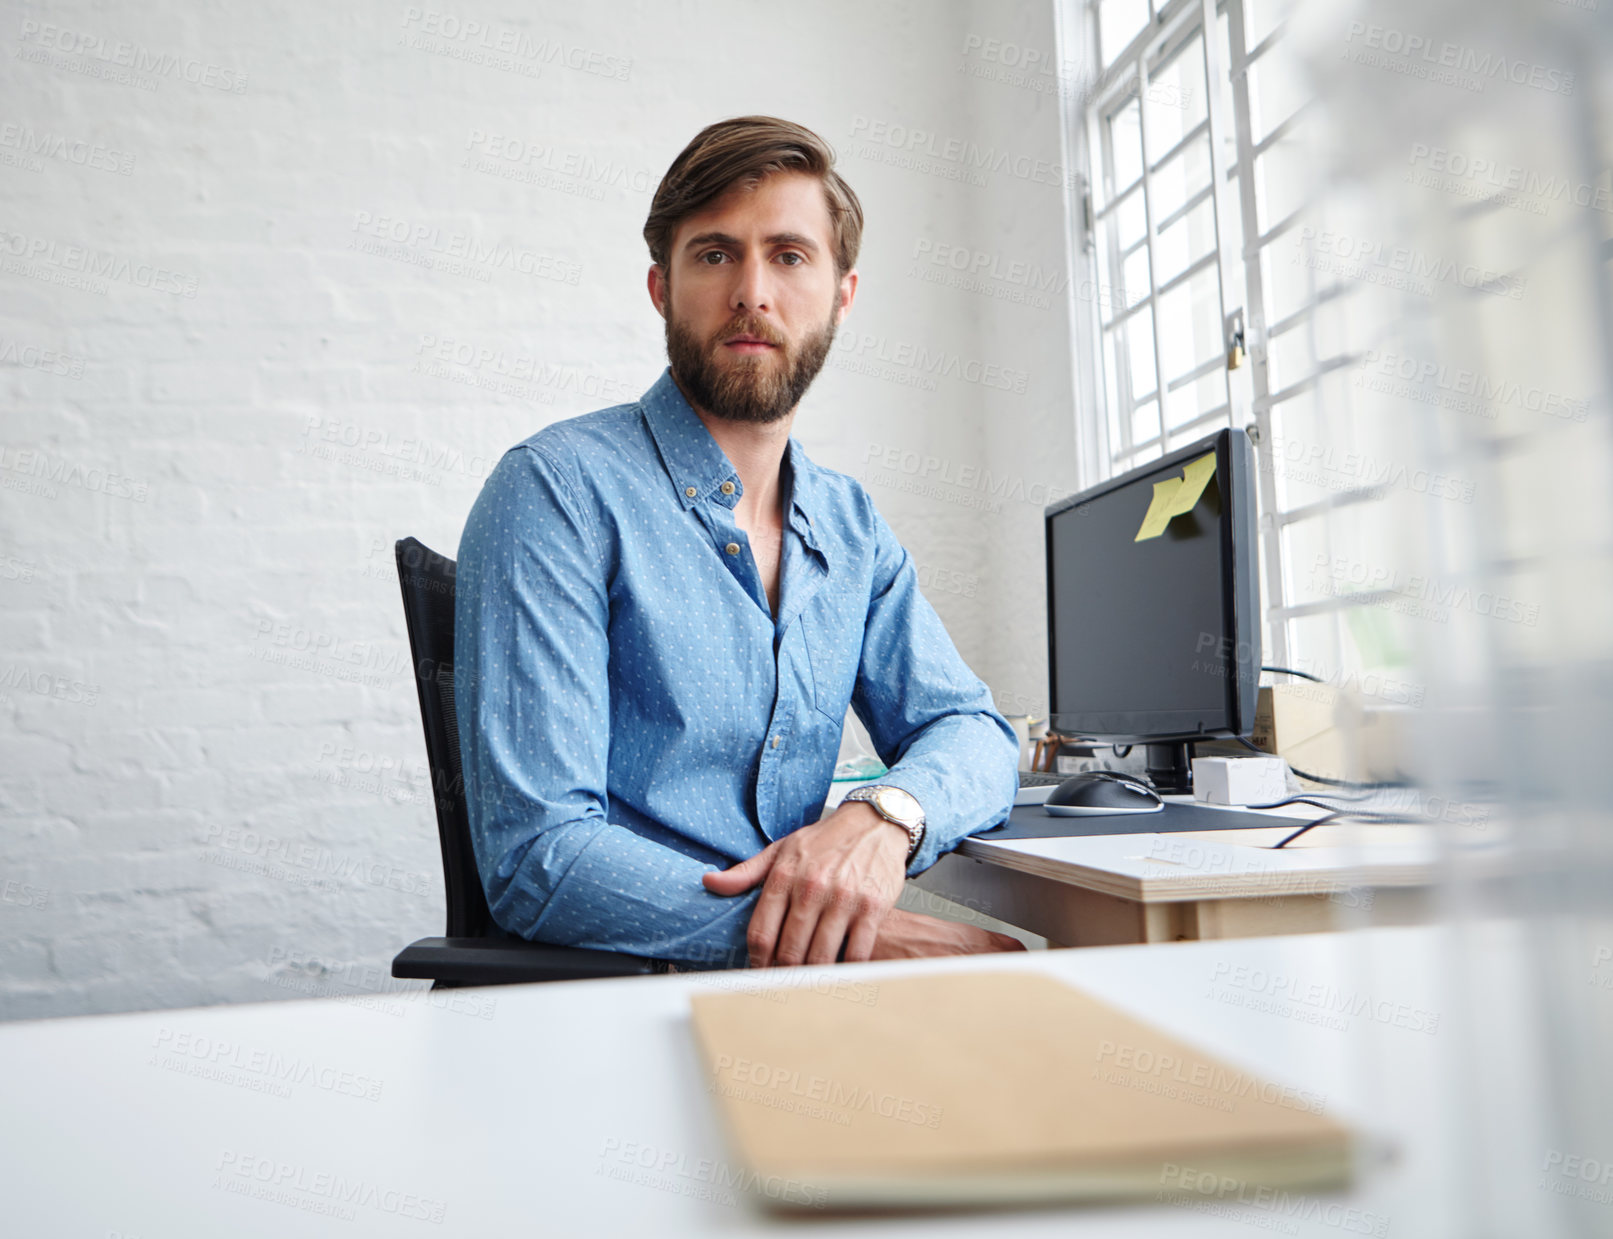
xmin=388 ymin=536 xmax=665 ymax=986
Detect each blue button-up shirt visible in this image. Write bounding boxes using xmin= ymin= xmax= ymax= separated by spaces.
xmin=454 ymin=367 xmax=1018 ymax=969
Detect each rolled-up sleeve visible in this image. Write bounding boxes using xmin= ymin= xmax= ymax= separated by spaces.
xmin=455 ymin=446 xmax=758 ymax=969
xmin=849 ymin=510 xmax=1019 ymax=876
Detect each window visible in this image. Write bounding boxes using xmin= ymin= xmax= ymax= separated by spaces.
xmin=1080 ymin=0 xmax=1371 ymax=674
xmin=1088 ymin=0 xmax=1236 ymax=477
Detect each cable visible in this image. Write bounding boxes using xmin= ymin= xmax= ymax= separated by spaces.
xmin=1111 ymin=744 xmax=1132 ymax=758
xmin=1270 ymin=809 xmax=1421 ymax=849
xmin=1261 ymin=664 xmax=1325 ymax=683
xmin=1248 ymin=794 xmax=1374 ymax=812
xmin=1233 ymin=735 xmax=1404 ymax=789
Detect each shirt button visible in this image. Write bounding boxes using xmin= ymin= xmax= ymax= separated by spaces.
xmin=720 ymin=480 xmax=735 ymax=495
xmin=771 ymin=736 xmax=780 ymax=748
xmin=685 ymin=486 xmax=697 ymax=498
xmin=725 ymin=542 xmax=740 ymax=556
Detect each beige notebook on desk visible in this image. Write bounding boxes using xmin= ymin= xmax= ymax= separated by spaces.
xmin=689 ymin=970 xmax=1354 ymax=1211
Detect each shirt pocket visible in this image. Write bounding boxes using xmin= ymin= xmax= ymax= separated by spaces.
xmin=802 ymin=609 xmax=861 ymax=723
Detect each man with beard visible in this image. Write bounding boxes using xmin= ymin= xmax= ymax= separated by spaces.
xmin=455 ymin=116 xmax=1023 ymax=970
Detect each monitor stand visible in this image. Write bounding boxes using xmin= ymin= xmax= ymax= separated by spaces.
xmin=1145 ymin=741 xmax=1194 ymax=794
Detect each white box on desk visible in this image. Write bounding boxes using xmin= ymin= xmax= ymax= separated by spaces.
xmin=1193 ymin=756 xmax=1287 ymax=806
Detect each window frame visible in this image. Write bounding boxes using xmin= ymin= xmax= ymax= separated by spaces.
xmin=1076 ymin=0 xmax=1318 ymax=668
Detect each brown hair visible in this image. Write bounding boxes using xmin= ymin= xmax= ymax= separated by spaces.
xmin=644 ymin=116 xmax=864 ymax=279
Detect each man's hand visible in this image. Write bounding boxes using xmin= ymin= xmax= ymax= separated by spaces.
xmin=867 ymin=908 xmax=1027 ymax=959
xmin=702 ymin=802 xmax=908 ymax=967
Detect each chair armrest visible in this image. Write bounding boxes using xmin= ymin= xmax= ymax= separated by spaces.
xmin=391 ymin=936 xmax=662 ymax=986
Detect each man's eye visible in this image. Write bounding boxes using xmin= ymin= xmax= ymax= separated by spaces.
xmin=778 ymin=252 xmax=804 ymax=266
xmin=700 ymin=251 xmax=728 ymax=264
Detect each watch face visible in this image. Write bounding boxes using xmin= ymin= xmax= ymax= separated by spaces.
xmin=872 ymin=787 xmax=923 ymax=828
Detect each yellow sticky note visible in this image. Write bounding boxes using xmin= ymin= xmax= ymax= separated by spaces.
xmin=1164 ymin=452 xmax=1218 ymax=519
xmin=1134 ymin=452 xmax=1217 ymax=541
xmin=1134 ymin=478 xmax=1183 ymax=541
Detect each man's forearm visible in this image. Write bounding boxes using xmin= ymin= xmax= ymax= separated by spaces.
xmin=871 ymin=711 xmax=1019 ymax=874
xmin=486 ymin=818 xmax=761 ymax=969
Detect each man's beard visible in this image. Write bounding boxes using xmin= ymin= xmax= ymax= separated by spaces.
xmin=665 ymin=302 xmax=837 ymax=425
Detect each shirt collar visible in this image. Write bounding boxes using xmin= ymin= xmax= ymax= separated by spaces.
xmin=784 ymin=438 xmax=823 ymax=552
xmin=641 ymin=368 xmax=743 ymax=511
xmin=640 ymin=368 xmax=823 ymax=549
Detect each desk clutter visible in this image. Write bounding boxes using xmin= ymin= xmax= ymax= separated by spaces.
xmin=690 ymin=969 xmax=1353 ymax=1212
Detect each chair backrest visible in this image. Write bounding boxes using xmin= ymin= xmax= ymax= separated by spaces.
xmin=394 ymin=537 xmax=494 ymax=939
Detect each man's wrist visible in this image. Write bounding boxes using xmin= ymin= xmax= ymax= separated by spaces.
xmin=839 ymin=800 xmax=907 ymax=847
xmin=839 ymin=786 xmax=926 ymax=865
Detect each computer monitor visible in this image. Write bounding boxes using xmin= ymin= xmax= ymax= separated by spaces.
xmin=1043 ymin=427 xmax=1260 ymax=793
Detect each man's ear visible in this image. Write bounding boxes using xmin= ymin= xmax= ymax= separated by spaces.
xmin=647 ymin=264 xmax=669 ymax=320
xmin=834 ymin=268 xmax=859 ymax=326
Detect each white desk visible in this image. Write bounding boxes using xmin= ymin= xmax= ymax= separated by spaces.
xmin=913 ymin=797 xmax=1451 ymax=946
xmin=0 ymin=925 xmax=1533 ymax=1237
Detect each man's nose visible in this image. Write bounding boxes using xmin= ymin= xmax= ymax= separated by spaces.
xmin=730 ymin=253 xmax=772 ymax=313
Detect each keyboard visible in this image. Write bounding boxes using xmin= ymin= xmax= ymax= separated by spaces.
xmin=1015 ymin=770 xmax=1066 ymax=806
xmin=1017 ymin=771 xmax=1064 ymax=787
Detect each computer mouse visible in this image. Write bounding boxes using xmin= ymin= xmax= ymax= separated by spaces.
xmin=1042 ymin=771 xmax=1164 ymax=816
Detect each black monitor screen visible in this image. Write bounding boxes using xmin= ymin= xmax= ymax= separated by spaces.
xmin=1045 ymin=430 xmax=1257 ymax=743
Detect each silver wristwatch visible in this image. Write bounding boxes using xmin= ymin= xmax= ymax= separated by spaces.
xmin=842 ymin=785 xmax=926 ymax=865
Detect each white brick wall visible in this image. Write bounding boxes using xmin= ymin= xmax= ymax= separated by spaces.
xmin=0 ymin=0 xmax=1080 ymax=1019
